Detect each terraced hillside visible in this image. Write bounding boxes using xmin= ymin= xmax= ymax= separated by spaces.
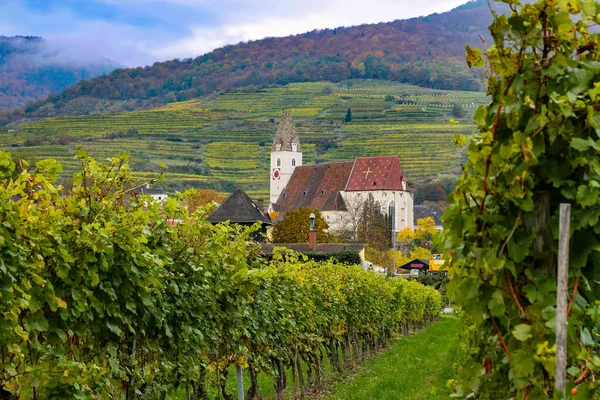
xmin=1 ymin=80 xmax=487 ymax=198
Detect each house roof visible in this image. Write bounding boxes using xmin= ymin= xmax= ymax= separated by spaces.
xmin=414 ymin=204 xmax=443 ymax=226
xmin=271 ymin=112 xmax=302 ymax=152
xmin=260 ymin=243 xmax=365 ymax=255
xmin=274 ymin=162 xmax=354 ymax=213
xmin=133 ymin=184 xmax=167 ymax=196
xmin=142 ymin=188 xmax=167 ymax=196
xmin=398 ymin=258 xmax=430 ymax=270
xmin=345 ymin=156 xmax=405 ymax=191
xmin=207 ymin=188 xmax=272 ymax=225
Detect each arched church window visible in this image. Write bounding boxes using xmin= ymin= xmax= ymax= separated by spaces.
xmin=277 ymin=158 xmax=281 ymax=167
xmin=292 ymin=158 xmax=296 ymax=166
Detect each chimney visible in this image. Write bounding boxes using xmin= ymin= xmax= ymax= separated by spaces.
xmin=257 ymin=199 xmax=264 ymax=211
xmin=308 ymin=213 xmax=317 ymax=251
xmin=309 ymin=230 xmax=317 ymax=251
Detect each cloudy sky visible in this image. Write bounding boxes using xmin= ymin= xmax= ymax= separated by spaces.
xmin=1 ymin=0 xmax=470 ymax=67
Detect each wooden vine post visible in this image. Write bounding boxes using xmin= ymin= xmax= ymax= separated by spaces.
xmin=555 ymin=203 xmax=571 ymax=398
xmin=236 ymin=365 xmax=245 ymax=400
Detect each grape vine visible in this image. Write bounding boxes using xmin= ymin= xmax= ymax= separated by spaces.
xmin=443 ymin=0 xmax=600 ymax=398
xmin=0 ymin=150 xmax=441 ymax=399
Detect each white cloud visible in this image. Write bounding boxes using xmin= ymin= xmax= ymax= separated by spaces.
xmin=153 ymin=0 xmax=467 ymax=60
xmin=2 ymin=0 xmax=471 ymax=66
xmin=153 ymin=12 xmax=336 ymax=59
xmin=44 ymin=21 xmax=168 ymax=66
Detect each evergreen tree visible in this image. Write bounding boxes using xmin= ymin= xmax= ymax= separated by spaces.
xmin=344 ymin=108 xmax=352 ymax=122
xmin=358 ymin=194 xmax=391 ymax=252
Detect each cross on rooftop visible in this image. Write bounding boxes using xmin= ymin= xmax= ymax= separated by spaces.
xmin=364 ymin=167 xmax=372 ymax=180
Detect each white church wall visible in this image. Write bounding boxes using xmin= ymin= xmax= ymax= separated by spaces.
xmin=322 ymin=210 xmax=348 ymax=233
xmin=270 ymin=149 xmax=302 ymax=209
xmin=341 ymin=190 xmax=414 ymax=233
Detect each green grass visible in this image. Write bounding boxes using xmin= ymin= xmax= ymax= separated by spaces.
xmin=165 ymin=317 xmax=462 ymax=400
xmin=328 ymin=316 xmax=463 ymax=400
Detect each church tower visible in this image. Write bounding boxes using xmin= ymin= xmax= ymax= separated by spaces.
xmin=270 ymin=112 xmax=302 ymax=210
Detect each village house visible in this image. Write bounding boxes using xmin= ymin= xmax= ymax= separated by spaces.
xmin=207 ymin=188 xmax=272 ymax=242
xmin=134 ymin=184 xmax=168 ymax=205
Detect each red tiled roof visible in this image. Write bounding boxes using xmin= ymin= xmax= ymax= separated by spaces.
xmin=345 ymin=156 xmax=405 ymax=191
xmin=275 ymin=162 xmax=353 ymax=213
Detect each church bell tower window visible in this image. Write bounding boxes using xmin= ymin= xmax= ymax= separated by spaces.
xmin=292 ymin=143 xmax=298 ymax=152
xmin=292 ymin=158 xmax=296 ymax=166
xmin=277 ymin=158 xmax=281 ymax=167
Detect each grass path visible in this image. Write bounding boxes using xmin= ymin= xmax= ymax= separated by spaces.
xmin=168 ymin=316 xmax=462 ymax=400
xmin=328 ymin=316 xmax=463 ymax=400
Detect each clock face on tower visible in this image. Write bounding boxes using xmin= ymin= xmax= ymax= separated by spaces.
xmin=272 ymin=168 xmax=281 ymax=180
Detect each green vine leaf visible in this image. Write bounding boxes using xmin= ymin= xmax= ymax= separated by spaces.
xmin=513 ymin=324 xmax=533 ymax=342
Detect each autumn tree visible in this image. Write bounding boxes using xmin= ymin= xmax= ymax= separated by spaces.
xmin=183 ymin=188 xmax=226 ymax=214
xmin=414 ymin=217 xmax=437 ymax=240
xmin=395 ymin=218 xmax=438 ymax=255
xmin=414 ymin=182 xmax=445 ymax=204
xmin=434 ymin=174 xmax=458 ymax=196
xmin=396 ymin=226 xmax=415 ymax=257
xmin=268 ymin=210 xmax=280 ymax=221
xmin=271 ymin=207 xmax=328 ymax=243
xmin=394 ymin=251 xmax=410 ymax=269
xmin=409 ymin=246 xmax=432 ymax=260
xmin=396 ymin=227 xmax=415 ymax=243
xmin=451 ymin=102 xmax=465 ymax=118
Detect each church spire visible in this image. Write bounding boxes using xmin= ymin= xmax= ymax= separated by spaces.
xmin=272 ymin=111 xmax=302 ymax=152
xmin=269 ymin=111 xmax=302 ymax=210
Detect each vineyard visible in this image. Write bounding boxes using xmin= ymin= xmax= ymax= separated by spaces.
xmin=0 ymin=151 xmax=442 ymax=399
xmin=1 ymin=80 xmax=486 ymax=197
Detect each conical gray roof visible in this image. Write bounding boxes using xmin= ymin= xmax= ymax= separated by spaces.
xmin=207 ymin=188 xmax=272 ymax=225
xmin=271 ymin=111 xmax=302 ymax=152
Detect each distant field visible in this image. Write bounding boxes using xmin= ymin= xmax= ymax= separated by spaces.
xmin=1 ymin=80 xmax=486 ymax=198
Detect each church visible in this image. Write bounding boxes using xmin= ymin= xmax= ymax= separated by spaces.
xmin=269 ymin=112 xmax=414 ymax=235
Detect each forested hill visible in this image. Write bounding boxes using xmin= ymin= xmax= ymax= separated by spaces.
xmin=0 ymin=36 xmax=117 ymax=112
xmin=1 ymin=0 xmax=494 ymax=124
